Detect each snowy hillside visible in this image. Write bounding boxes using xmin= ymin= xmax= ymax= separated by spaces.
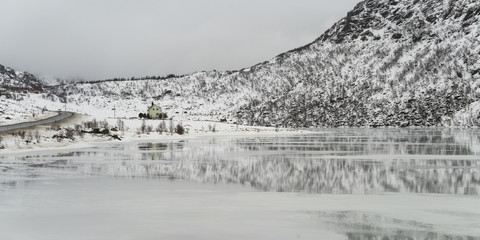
xmin=0 ymin=93 xmax=60 ymax=125
xmin=10 ymin=0 xmax=480 ymax=127
xmin=0 ymin=64 xmax=53 ymax=124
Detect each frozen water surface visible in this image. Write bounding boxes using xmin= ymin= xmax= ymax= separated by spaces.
xmin=0 ymin=128 xmax=479 ymax=239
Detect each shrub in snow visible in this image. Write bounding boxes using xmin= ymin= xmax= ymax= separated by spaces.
xmin=74 ymin=124 xmax=84 ymax=138
xmin=111 ymin=134 xmax=121 ymax=141
xmin=208 ymin=124 xmax=216 ymax=132
xmin=83 ymin=119 xmax=99 ymax=129
xmin=47 ymin=124 xmax=61 ymax=131
xmin=176 ymin=123 xmax=185 ymax=135
xmin=55 ymin=130 xmax=64 ymax=142
xmin=100 ymin=128 xmax=110 ymax=135
xmin=65 ymin=128 xmax=75 ymax=140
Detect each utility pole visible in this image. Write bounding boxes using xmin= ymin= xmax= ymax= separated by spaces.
xmin=64 ymin=91 xmax=67 ymax=112
xmin=112 ymin=106 xmax=116 ymax=119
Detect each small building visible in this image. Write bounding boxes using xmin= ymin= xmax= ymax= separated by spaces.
xmin=148 ymin=102 xmax=163 ymax=119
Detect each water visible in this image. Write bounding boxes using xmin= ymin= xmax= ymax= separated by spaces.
xmin=0 ymin=128 xmax=479 ymax=239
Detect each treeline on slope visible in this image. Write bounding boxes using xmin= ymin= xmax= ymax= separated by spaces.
xmin=237 ymin=80 xmax=476 ymax=128
xmin=67 ymin=69 xmax=241 ymax=86
xmin=68 ymin=73 xmax=186 ymax=85
xmin=236 ymin=42 xmax=480 ymax=127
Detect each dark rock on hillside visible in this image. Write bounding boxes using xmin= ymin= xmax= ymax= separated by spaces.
xmin=0 ymin=64 xmax=44 ymax=91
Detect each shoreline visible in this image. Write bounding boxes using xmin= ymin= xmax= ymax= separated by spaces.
xmin=0 ymin=119 xmax=311 ymax=155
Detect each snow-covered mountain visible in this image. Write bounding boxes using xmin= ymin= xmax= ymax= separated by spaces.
xmin=0 ymin=64 xmax=44 ymax=91
xmin=23 ymin=0 xmax=480 ymax=126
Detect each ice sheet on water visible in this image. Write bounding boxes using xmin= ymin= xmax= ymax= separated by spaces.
xmin=1 ymin=128 xmax=479 ymax=195
xmin=0 ymin=177 xmax=479 ymax=240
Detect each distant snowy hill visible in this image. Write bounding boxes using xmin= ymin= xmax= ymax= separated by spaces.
xmin=12 ymin=0 xmax=480 ymax=126
xmin=0 ymin=64 xmax=44 ymax=91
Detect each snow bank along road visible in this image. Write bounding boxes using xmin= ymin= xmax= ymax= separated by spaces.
xmin=0 ymin=112 xmax=74 ymax=132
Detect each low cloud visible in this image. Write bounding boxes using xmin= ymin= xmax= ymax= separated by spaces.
xmin=0 ymin=0 xmax=359 ymax=80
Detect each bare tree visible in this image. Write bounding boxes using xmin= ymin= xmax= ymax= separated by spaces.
xmin=18 ymin=131 xmax=26 ymax=140
xmin=141 ymin=119 xmax=146 ymax=133
xmin=146 ymin=125 xmax=153 ymax=133
xmin=91 ymin=118 xmax=98 ymax=129
xmin=101 ymin=119 xmax=109 ymax=129
xmin=169 ymin=119 xmax=175 ymax=133
xmin=0 ymin=135 xmax=4 ymax=149
xmin=26 ymin=131 xmax=33 ymax=143
xmin=35 ymin=130 xmax=41 ymax=143
xmin=156 ymin=120 xmax=167 ymax=134
xmin=74 ymin=124 xmax=84 ymax=138
xmin=117 ymin=119 xmax=125 ymax=133
xmin=65 ymin=128 xmax=75 ymax=140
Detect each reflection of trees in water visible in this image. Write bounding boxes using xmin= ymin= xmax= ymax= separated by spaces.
xmin=235 ymin=129 xmax=477 ymax=156
xmin=101 ymin=129 xmax=480 ymax=194
xmin=138 ymin=143 xmax=169 ymax=151
xmin=107 ymin=155 xmax=480 ymax=195
xmin=316 ymin=211 xmax=480 ymax=240
xmin=139 ymin=143 xmax=168 ymax=161
xmin=0 ymin=181 xmax=16 ymax=192
xmin=345 ymin=233 xmax=479 ymax=240
xmin=138 ymin=142 xmax=186 ymax=161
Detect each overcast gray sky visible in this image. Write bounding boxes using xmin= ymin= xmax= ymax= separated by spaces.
xmin=0 ymin=0 xmax=359 ymax=81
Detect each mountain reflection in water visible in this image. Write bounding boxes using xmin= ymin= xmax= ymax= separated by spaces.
xmin=1 ymin=128 xmax=479 ymax=195
xmin=314 ymin=211 xmax=480 ymax=240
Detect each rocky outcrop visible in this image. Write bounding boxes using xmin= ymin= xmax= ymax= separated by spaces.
xmin=0 ymin=64 xmax=44 ymax=91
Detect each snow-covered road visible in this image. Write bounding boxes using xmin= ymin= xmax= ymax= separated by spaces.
xmin=0 ymin=111 xmax=73 ymax=132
